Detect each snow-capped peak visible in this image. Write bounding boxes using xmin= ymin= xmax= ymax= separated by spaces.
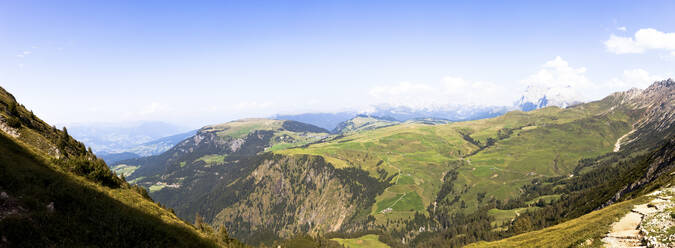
xmin=516 ymin=84 xmax=583 ymax=111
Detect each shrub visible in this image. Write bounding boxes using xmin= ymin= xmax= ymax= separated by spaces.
xmin=6 ymin=116 xmax=21 ymax=128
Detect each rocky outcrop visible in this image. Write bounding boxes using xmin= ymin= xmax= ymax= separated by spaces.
xmin=602 ymin=187 xmax=675 ymax=248
xmin=0 ymin=117 xmax=19 ymax=138
xmin=211 ymin=154 xmax=388 ymax=245
xmin=599 ymin=79 xmax=675 ymax=208
xmin=629 ymin=79 xmax=674 ymax=132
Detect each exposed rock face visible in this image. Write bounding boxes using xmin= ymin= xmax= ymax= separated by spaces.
xmin=628 ymin=79 xmax=675 ymax=134
xmin=600 ymin=79 xmax=675 ymax=208
xmin=602 ymin=187 xmax=675 ymax=248
xmin=641 ymin=189 xmax=675 ymax=247
xmin=0 ymin=117 xmax=19 ymax=138
xmin=161 ymin=153 xmax=389 ymax=246
xmin=213 ymin=155 xmax=363 ymax=240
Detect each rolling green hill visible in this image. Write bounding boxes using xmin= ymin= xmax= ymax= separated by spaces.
xmin=117 ymin=118 xmax=330 ymax=180
xmin=279 ymin=94 xmax=636 ymax=224
xmin=0 ymin=87 xmax=240 ymax=247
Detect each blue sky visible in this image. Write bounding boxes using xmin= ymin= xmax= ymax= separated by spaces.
xmin=1 ymin=0 xmax=674 ymax=127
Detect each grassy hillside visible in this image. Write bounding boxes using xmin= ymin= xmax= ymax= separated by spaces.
xmin=202 ymin=118 xmax=329 ymax=151
xmin=466 ymin=171 xmax=675 ymax=248
xmin=332 ymin=234 xmax=390 ymax=248
xmin=333 ymin=115 xmax=399 ymax=134
xmin=0 ymin=86 xmax=240 ymax=247
xmin=465 ymin=195 xmax=648 ymax=248
xmin=0 ymin=133 xmax=221 ymax=247
xmin=119 ymin=118 xmax=330 ymax=181
xmin=278 ymin=96 xmax=635 ymax=224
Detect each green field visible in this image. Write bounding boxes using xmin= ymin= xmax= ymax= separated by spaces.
xmin=111 ymin=164 xmax=139 ymax=177
xmin=197 ymin=154 xmax=227 ymax=164
xmin=488 ymin=207 xmax=539 ymax=227
xmin=376 ymin=191 xmax=424 ymax=213
xmin=331 ymin=234 xmax=390 ymax=248
xmin=149 ymin=184 xmax=167 ymax=193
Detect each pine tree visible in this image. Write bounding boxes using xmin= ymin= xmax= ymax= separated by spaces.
xmin=218 ymin=225 xmax=230 ymax=243
xmin=194 ymin=213 xmax=204 ymax=230
xmin=7 ymin=101 xmax=17 ymax=115
xmin=511 ymin=215 xmax=532 ymax=234
xmin=6 ymin=115 xmax=21 ymax=128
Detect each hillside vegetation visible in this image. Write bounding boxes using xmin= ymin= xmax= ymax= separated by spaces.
xmin=0 ymin=86 xmax=240 ymax=247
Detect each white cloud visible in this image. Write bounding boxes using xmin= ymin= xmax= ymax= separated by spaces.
xmin=368 ymin=77 xmax=512 ymax=109
xmin=605 ymin=35 xmax=644 ymax=53
xmin=519 ymin=56 xmax=592 ymax=104
xmin=522 ymin=56 xmax=591 ymax=89
xmin=605 ymin=28 xmax=675 ymax=54
xmin=617 ymin=26 xmax=627 ymax=32
xmin=139 ymin=102 xmax=167 ymax=115
xmin=606 ymin=69 xmax=663 ymax=92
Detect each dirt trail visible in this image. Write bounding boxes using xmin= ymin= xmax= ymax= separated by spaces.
xmin=602 ymin=187 xmax=675 ymax=247
xmin=614 ymin=130 xmax=635 ymax=152
xmin=602 ymin=211 xmax=644 ymax=247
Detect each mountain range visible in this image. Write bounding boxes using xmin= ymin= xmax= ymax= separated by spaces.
xmin=73 ymin=83 xmax=588 ymax=165
xmin=105 ymin=79 xmax=674 ymax=247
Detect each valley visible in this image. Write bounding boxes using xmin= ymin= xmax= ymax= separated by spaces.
xmin=102 ymin=79 xmax=673 ymax=247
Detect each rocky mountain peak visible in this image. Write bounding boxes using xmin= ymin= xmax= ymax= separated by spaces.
xmin=515 ymin=84 xmax=584 ymax=111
